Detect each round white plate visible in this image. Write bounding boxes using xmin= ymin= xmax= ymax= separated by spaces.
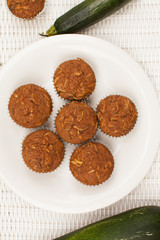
xmin=0 ymin=35 xmax=160 ymax=213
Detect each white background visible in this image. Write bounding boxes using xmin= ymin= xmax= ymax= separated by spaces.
xmin=0 ymin=0 xmax=160 ymax=239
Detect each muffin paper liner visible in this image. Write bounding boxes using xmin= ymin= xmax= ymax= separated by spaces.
xmin=51 ymin=69 xmax=70 ymax=105
xmin=68 ymin=141 xmax=115 ymax=187
xmin=95 ymin=92 xmax=139 ymax=139
xmin=7 ymin=84 xmax=28 ymax=131
xmin=20 ymin=127 xmax=66 ymax=175
xmin=5 ymin=0 xmax=47 ymax=21
xmin=40 ymin=82 xmax=55 ymax=130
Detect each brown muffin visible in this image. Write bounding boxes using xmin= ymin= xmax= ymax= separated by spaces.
xmin=97 ymin=95 xmax=138 ymax=137
xmin=70 ymin=142 xmax=114 ymax=186
xmin=54 ymin=59 xmax=96 ymax=100
xmin=22 ymin=129 xmax=64 ymax=173
xmin=55 ymin=101 xmax=98 ymax=144
xmin=7 ymin=0 xmax=45 ymax=19
xmin=8 ymin=84 xmax=52 ymax=128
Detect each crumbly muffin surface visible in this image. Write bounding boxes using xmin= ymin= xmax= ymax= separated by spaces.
xmin=70 ymin=142 xmax=114 ymax=185
xmin=9 ymin=84 xmax=52 ymax=128
xmin=22 ymin=129 xmax=64 ymax=173
xmin=7 ymin=0 xmax=45 ymax=19
xmin=55 ymin=101 xmax=98 ymax=144
xmin=54 ymin=59 xmax=96 ymax=100
xmin=97 ymin=95 xmax=138 ymax=137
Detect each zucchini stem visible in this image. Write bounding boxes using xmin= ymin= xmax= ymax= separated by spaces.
xmin=46 ymin=25 xmax=58 ymax=36
xmin=39 ymin=33 xmax=48 ymax=37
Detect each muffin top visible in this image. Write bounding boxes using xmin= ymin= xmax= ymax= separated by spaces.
xmin=97 ymin=95 xmax=138 ymax=137
xmin=55 ymin=101 xmax=98 ymax=144
xmin=22 ymin=129 xmax=64 ymax=173
xmin=8 ymin=84 xmax=52 ymax=128
xmin=70 ymin=142 xmax=114 ymax=186
xmin=7 ymin=0 xmax=45 ymax=19
xmin=54 ymin=59 xmax=96 ymax=100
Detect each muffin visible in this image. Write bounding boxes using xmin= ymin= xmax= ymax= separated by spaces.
xmin=22 ymin=129 xmax=64 ymax=173
xmin=54 ymin=59 xmax=96 ymax=100
xmin=7 ymin=0 xmax=45 ymax=19
xmin=97 ymin=95 xmax=138 ymax=137
xmin=70 ymin=142 xmax=114 ymax=186
xmin=55 ymin=101 xmax=98 ymax=144
xmin=8 ymin=84 xmax=52 ymax=128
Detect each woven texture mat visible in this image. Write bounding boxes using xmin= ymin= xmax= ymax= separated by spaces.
xmin=0 ymin=0 xmax=160 ymax=239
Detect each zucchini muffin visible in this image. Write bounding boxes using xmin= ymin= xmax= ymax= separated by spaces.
xmin=22 ymin=129 xmax=64 ymax=173
xmin=54 ymin=59 xmax=96 ymax=100
xmin=8 ymin=84 xmax=52 ymax=128
xmin=97 ymin=95 xmax=138 ymax=137
xmin=7 ymin=0 xmax=45 ymax=19
xmin=55 ymin=101 xmax=98 ymax=144
xmin=70 ymin=142 xmax=114 ymax=186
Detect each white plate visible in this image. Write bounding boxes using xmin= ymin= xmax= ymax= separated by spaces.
xmin=0 ymin=35 xmax=160 ymax=213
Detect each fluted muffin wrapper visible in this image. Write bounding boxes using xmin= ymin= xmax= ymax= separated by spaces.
xmin=7 ymin=84 xmax=27 ymax=131
xmin=20 ymin=127 xmax=66 ymax=175
xmin=39 ymin=82 xmax=55 ymax=130
xmin=96 ymin=92 xmax=139 ymax=139
xmin=68 ymin=140 xmax=115 ymax=187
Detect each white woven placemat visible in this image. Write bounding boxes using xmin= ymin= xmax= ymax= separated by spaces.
xmin=0 ymin=0 xmax=160 ymax=239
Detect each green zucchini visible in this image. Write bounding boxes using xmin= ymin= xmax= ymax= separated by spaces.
xmin=44 ymin=0 xmax=132 ymax=36
xmin=53 ymin=206 xmax=160 ymax=240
